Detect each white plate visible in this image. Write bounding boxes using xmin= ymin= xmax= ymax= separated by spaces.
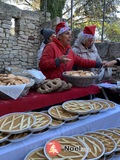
xmin=29 ymin=112 xmax=52 ymax=132
xmin=108 ymin=128 xmax=120 ymax=135
xmin=8 ymin=131 xmax=32 ymax=143
xmin=0 ymin=132 xmax=10 ymax=143
xmin=44 ymin=136 xmax=88 ymax=160
xmin=62 ymin=100 xmax=93 ymax=115
xmin=32 ymin=128 xmax=49 ymax=136
xmin=0 ymin=112 xmax=36 ymax=134
xmin=24 ymin=147 xmax=47 ymax=160
xmin=84 ymin=131 xmax=117 ymax=156
xmin=49 ymin=119 xmax=65 ymax=129
xmin=85 ymin=100 xmax=103 ymax=113
xmin=64 ymin=118 xmax=79 ymax=126
xmin=101 ymin=99 xmax=116 ymax=109
xmin=40 ymin=110 xmax=49 ymax=114
xmin=0 ymin=141 xmax=11 ymax=149
xmin=93 ymin=100 xmax=110 ymax=112
xmin=78 ymin=113 xmax=90 ymax=120
xmin=74 ymin=135 xmax=105 ymax=160
xmin=48 ymin=105 xmax=78 ymax=121
xmin=97 ymin=129 xmax=120 ymax=152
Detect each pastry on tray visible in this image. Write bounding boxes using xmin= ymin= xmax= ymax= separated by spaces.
xmin=48 ymin=105 xmax=78 ymax=121
xmin=0 ymin=112 xmax=35 ymax=134
xmin=44 ymin=136 xmax=88 ymax=160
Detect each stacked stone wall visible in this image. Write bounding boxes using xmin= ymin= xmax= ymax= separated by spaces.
xmin=0 ymin=2 xmax=51 ymax=72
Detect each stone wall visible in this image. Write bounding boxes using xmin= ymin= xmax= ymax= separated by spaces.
xmin=0 ymin=2 xmax=120 ymax=79
xmin=95 ymin=42 xmax=120 ymax=79
xmin=0 ymin=2 xmax=52 ymax=73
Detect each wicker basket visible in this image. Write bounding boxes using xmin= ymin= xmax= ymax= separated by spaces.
xmin=0 ymin=78 xmax=35 ymax=99
xmin=62 ymin=72 xmax=98 ymax=87
xmin=20 ymin=78 xmax=35 ymax=96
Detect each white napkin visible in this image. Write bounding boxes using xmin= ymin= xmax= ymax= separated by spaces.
xmin=97 ymin=83 xmax=117 ymax=88
xmin=0 ymin=84 xmax=26 ymax=99
xmin=27 ymin=69 xmax=46 ymax=84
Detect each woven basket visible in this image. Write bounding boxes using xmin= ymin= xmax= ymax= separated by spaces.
xmin=20 ymin=79 xmax=35 ymax=96
xmin=0 ymin=78 xmax=35 ymax=99
xmin=62 ymin=72 xmax=98 ymax=87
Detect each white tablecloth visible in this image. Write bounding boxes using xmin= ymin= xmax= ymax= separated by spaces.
xmin=0 ymin=103 xmax=120 ymax=160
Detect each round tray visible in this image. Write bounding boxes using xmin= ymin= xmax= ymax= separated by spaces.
xmin=78 ymin=113 xmax=90 ymax=120
xmin=0 ymin=141 xmax=11 ymax=149
xmin=64 ymin=118 xmax=79 ymax=126
xmin=29 ymin=112 xmax=52 ymax=132
xmin=49 ymin=118 xmax=65 ymax=129
xmin=0 ymin=112 xmax=36 ymax=134
xmin=48 ymin=105 xmax=78 ymax=121
xmin=85 ymin=100 xmax=103 ymax=113
xmin=74 ymin=135 xmax=105 ymax=160
xmin=62 ymin=100 xmax=93 ymax=115
xmin=108 ymin=128 xmax=120 ymax=135
xmin=32 ymin=128 xmax=49 ymax=136
xmin=101 ymin=99 xmax=116 ymax=109
xmin=24 ymin=147 xmax=47 ymax=160
xmin=85 ymin=132 xmax=117 ymax=156
xmin=7 ymin=131 xmax=32 ymax=143
xmin=93 ymin=100 xmax=110 ymax=112
xmin=44 ymin=136 xmax=88 ymax=160
xmin=0 ymin=132 xmax=10 ymax=143
xmin=97 ymin=129 xmax=120 ymax=152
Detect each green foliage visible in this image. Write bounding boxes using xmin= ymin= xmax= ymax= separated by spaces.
xmin=63 ymin=0 xmax=120 ymax=42
xmin=104 ymin=19 xmax=120 ymax=42
xmin=47 ymin=0 xmax=66 ymax=19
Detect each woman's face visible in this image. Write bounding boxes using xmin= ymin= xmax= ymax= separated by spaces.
xmin=84 ymin=38 xmax=94 ymax=48
xmin=58 ymin=30 xmax=72 ymax=47
xmin=48 ymin=33 xmax=56 ymax=42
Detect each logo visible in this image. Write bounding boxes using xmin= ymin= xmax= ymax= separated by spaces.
xmin=46 ymin=140 xmax=61 ymax=156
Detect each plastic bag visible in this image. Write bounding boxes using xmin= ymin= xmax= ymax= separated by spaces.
xmin=27 ymin=69 xmax=46 ymax=84
xmin=98 ymin=67 xmax=112 ymax=81
xmin=103 ymin=67 xmax=112 ymax=79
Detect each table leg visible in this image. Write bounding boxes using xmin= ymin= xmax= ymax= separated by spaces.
xmin=101 ymin=87 xmax=109 ymax=100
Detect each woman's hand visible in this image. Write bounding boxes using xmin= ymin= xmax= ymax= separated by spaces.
xmin=103 ymin=60 xmax=117 ymax=67
xmin=102 ymin=60 xmax=108 ymax=67
xmin=59 ymin=55 xmax=71 ymax=64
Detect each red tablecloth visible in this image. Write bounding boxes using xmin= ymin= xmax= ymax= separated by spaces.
xmin=0 ymin=85 xmax=100 ymax=116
